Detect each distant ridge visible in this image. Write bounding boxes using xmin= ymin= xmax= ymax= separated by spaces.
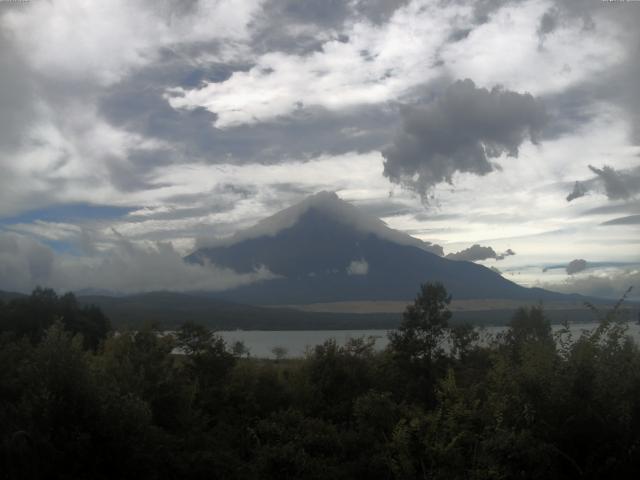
xmin=0 ymin=290 xmax=26 ymax=302
xmin=2 ymin=290 xmax=633 ymax=331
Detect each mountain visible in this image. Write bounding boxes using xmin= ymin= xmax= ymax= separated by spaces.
xmin=187 ymin=192 xmax=579 ymax=305
xmin=0 ymin=290 xmax=27 ymax=302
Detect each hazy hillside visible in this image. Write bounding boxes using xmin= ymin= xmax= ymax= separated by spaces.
xmin=73 ymin=291 xmax=636 ymax=330
xmin=75 ymin=291 xmax=400 ymax=330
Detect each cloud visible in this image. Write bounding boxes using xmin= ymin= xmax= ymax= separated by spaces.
xmin=0 ymin=232 xmax=274 ymax=295
xmin=541 ymin=268 xmax=639 ymax=300
xmin=446 ymin=244 xmax=515 ymax=262
xmin=536 ymin=7 xmax=559 ymax=45
xmin=588 ymin=165 xmax=640 ymax=201
xmin=440 ymin=0 xmax=622 ymax=96
xmin=601 ymin=214 xmax=640 ymax=226
xmin=582 ymin=200 xmax=640 ymax=217
xmin=0 ymin=0 xmax=263 ymax=219
xmin=566 ymin=181 xmax=587 ymax=202
xmin=566 ymin=258 xmax=587 ymax=275
xmin=346 ymin=258 xmax=368 ymax=276
xmin=101 ymin=67 xmax=397 ymax=166
xmin=0 ymin=29 xmax=36 ymax=153
xmin=0 ymin=0 xmax=637 ymax=299
xmin=167 ymin=1 xmax=466 ymax=127
xmin=2 ymin=0 xmax=261 ymax=86
xmin=382 ymin=79 xmax=546 ymax=198
xmin=566 ymin=165 xmax=640 ymax=202
xmin=498 ymin=248 xmax=516 ymax=260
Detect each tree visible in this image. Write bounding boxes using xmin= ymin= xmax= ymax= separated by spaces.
xmin=176 ymin=321 xmax=215 ymax=356
xmin=231 ymin=340 xmax=250 ymax=358
xmin=175 ymin=321 xmax=236 ymax=413
xmin=386 ymin=282 xmax=452 ymax=405
xmin=271 ymin=345 xmax=288 ymax=362
xmin=0 ymin=288 xmax=110 ymax=349
xmin=506 ymin=305 xmax=552 ymax=347
xmin=449 ymin=323 xmax=479 ymax=361
xmin=389 ymin=282 xmax=452 ymax=364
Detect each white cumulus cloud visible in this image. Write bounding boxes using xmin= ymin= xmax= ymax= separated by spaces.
xmin=346 ymin=258 xmax=369 ymax=276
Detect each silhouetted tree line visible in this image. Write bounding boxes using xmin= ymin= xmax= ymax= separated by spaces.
xmin=1 ymin=284 xmax=639 ymax=479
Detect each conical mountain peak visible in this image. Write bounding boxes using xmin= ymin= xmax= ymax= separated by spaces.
xmin=187 ymin=192 xmax=572 ymax=304
xmin=199 ymin=191 xmax=443 ymax=255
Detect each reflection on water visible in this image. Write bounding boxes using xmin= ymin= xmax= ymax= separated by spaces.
xmin=219 ymin=323 xmax=640 ymax=359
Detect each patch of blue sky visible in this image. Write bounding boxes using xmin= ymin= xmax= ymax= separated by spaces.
xmin=0 ymin=203 xmax=136 ymax=224
xmin=41 ymin=238 xmax=83 ymax=255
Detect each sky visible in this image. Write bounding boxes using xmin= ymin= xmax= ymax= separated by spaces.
xmin=0 ymin=0 xmax=639 ymax=298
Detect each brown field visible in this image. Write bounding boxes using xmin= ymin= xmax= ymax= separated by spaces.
xmin=268 ymin=299 xmax=593 ymax=314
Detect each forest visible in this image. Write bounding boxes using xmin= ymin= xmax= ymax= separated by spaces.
xmin=1 ymin=284 xmax=639 ymax=479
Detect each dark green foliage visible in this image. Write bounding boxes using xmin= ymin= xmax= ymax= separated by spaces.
xmin=389 ymin=282 xmax=452 ymax=363
xmin=1 ymin=283 xmax=640 ymax=479
xmin=302 ymin=337 xmax=378 ymax=421
xmin=386 ymin=282 xmax=452 ymax=405
xmin=0 ymin=288 xmax=110 ymax=349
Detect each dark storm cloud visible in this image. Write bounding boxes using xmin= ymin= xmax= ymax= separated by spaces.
xmin=446 ymin=244 xmax=515 ymax=262
xmin=567 ymin=166 xmax=640 ymax=202
xmin=268 ymin=0 xmax=351 ymax=28
xmin=221 ymin=105 xmax=396 ymax=162
xmin=445 ymin=1 xmax=514 ymax=44
xmin=536 ymin=7 xmax=559 ymax=46
xmin=101 ymin=61 xmax=396 ymax=166
xmin=249 ymin=0 xmax=352 ymax=56
xmin=566 ymin=181 xmax=587 ymax=202
xmin=588 ymin=165 xmax=640 ymax=201
xmin=538 ymin=7 xmax=559 ymax=36
xmin=98 ymin=58 xmax=241 ymax=163
xmin=535 ymin=0 xmax=595 ymax=32
xmin=469 ymin=0 xmax=508 ymax=24
xmin=105 ymin=151 xmax=174 ymax=193
xmin=353 ymin=0 xmax=410 ymax=24
xmin=382 ymin=79 xmax=547 ymax=198
xmin=566 ymin=258 xmax=587 ymax=275
xmin=538 ymin=87 xmax=601 ymax=141
xmin=250 ymin=0 xmax=410 ymax=56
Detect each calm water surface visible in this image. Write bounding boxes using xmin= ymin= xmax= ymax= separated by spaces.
xmin=219 ymin=322 xmax=640 ymax=358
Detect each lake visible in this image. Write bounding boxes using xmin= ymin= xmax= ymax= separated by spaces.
xmin=219 ymin=322 xmax=640 ymax=358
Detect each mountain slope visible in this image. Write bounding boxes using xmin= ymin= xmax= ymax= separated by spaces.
xmin=187 ymin=192 xmax=577 ymax=305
